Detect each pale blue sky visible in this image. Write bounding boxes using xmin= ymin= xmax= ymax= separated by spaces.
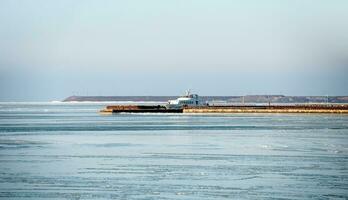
xmin=0 ymin=0 xmax=347 ymax=101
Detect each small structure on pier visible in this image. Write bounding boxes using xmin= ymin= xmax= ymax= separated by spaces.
xmin=166 ymin=90 xmax=205 ymax=109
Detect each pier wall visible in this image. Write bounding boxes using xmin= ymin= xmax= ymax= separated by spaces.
xmin=183 ymin=106 xmax=348 ymax=114
xmin=100 ymin=105 xmax=348 ymax=114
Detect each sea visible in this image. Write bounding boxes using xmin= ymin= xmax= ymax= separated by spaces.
xmin=0 ymin=102 xmax=347 ymax=199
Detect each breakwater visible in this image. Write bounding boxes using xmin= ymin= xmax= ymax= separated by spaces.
xmin=101 ymin=104 xmax=348 ymax=114
xmin=183 ymin=105 xmax=348 ymax=114
xmin=100 ymin=105 xmax=182 ymax=113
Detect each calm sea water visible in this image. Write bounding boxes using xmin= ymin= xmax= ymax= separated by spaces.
xmin=0 ymin=102 xmax=347 ymax=199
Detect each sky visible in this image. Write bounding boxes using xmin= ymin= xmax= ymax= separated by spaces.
xmin=0 ymin=0 xmax=347 ymax=101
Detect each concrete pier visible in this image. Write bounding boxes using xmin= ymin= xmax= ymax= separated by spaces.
xmin=101 ymin=104 xmax=348 ymax=114
xmin=183 ymin=105 xmax=348 ymax=114
xmin=100 ymin=105 xmax=182 ymax=113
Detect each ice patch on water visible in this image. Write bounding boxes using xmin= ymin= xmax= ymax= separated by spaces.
xmin=50 ymin=100 xmax=61 ymax=103
xmin=260 ymin=145 xmax=271 ymax=149
xmin=260 ymin=144 xmax=289 ymax=150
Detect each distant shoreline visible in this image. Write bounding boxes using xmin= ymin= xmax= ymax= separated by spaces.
xmin=63 ymin=95 xmax=348 ymax=104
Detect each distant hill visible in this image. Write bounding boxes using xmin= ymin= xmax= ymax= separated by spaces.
xmin=63 ymin=95 xmax=348 ymax=103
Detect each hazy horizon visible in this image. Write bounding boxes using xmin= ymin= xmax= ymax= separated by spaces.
xmin=1 ymin=0 xmax=348 ymax=101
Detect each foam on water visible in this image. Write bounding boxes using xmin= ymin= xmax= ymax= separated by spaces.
xmin=0 ymin=102 xmax=348 ymax=199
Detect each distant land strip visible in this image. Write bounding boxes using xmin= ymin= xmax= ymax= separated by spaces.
xmin=63 ymin=95 xmax=348 ymax=103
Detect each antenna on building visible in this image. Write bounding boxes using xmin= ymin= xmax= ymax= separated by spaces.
xmin=185 ymin=89 xmax=191 ymax=96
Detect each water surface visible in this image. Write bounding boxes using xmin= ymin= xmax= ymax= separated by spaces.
xmin=0 ymin=102 xmax=347 ymax=199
